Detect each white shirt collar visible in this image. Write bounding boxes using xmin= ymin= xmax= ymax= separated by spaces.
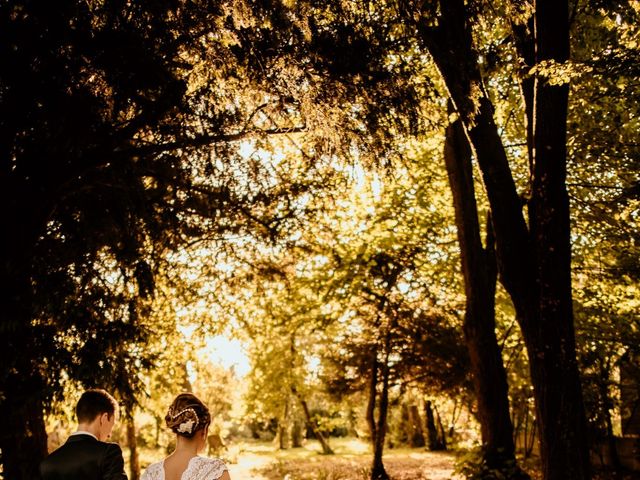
xmin=70 ymin=430 xmax=98 ymax=440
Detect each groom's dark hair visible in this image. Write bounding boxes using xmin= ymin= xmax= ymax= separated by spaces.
xmin=76 ymin=389 xmax=118 ymax=423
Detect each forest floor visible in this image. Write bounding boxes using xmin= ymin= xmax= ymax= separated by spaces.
xmin=223 ymin=439 xmax=640 ymax=480
xmin=224 ymin=438 xmax=460 ymax=480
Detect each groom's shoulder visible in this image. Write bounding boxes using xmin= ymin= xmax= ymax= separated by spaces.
xmin=44 ymin=436 xmax=121 ymax=462
xmin=41 ymin=436 xmax=123 ymax=478
xmin=102 ymin=440 xmax=123 ymax=452
xmin=98 ymin=440 xmax=125 ymax=465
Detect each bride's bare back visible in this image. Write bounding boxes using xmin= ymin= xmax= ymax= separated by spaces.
xmin=162 ymin=452 xmax=192 ymax=480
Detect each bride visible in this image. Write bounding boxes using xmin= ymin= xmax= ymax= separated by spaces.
xmin=142 ymin=393 xmax=231 ymax=480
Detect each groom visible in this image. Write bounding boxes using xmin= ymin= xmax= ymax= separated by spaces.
xmin=40 ymin=389 xmax=128 ymax=480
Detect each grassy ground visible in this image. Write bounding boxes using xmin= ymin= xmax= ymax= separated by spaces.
xmin=223 ymin=438 xmax=460 ymax=480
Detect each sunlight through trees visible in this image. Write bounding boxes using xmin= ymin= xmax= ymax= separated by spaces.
xmin=1 ymin=1 xmax=639 ymax=480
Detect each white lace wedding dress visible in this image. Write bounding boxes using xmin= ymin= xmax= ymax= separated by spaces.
xmin=141 ymin=456 xmax=228 ymax=480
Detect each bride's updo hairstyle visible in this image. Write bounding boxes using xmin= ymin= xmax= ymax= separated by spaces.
xmin=165 ymin=393 xmax=211 ymax=439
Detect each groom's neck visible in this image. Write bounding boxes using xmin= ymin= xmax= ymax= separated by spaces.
xmin=76 ymin=421 xmax=100 ymax=439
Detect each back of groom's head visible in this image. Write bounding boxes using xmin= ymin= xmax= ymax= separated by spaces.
xmin=76 ymin=389 xmax=118 ymax=423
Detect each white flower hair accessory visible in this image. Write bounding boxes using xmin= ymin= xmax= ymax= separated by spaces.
xmin=177 ymin=419 xmax=195 ymax=434
xmin=167 ymin=407 xmax=199 ymax=434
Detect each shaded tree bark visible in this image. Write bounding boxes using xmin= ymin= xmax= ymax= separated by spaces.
xmin=444 ymin=114 xmax=526 ymax=476
xmin=418 ymin=1 xmax=591 ymax=479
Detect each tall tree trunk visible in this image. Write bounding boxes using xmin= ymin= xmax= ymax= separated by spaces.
xmin=371 ymin=337 xmax=391 ymax=480
xmin=444 ymin=112 xmax=525 ymax=475
xmin=425 ymin=400 xmax=445 ymax=451
xmin=292 ymin=387 xmax=333 ymax=454
xmin=277 ymin=401 xmax=290 ymax=450
xmin=600 ymin=376 xmax=621 ymax=474
xmin=528 ymin=3 xmax=591 ymax=478
xmin=511 ymin=16 xmax=536 ymax=175
xmin=418 ymin=2 xmax=591 ymax=478
xmin=408 ymin=405 xmax=425 ymax=448
xmin=291 ymin=420 xmax=304 ymax=448
xmin=526 ymin=415 xmax=537 ymax=459
xmin=154 ymin=415 xmax=162 ymax=447
xmin=400 ymin=403 xmax=411 ymax=445
xmin=366 ymin=353 xmax=379 ymax=446
xmin=126 ymin=415 xmax=140 ymax=480
xmin=433 ymin=404 xmax=448 ymax=451
xmin=365 ymin=348 xmax=390 ymax=480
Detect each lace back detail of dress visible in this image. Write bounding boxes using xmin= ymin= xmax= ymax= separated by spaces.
xmin=141 ymin=457 xmax=228 ymax=480
xmin=188 ymin=457 xmax=227 ymax=479
xmin=141 ymin=461 xmax=163 ymax=480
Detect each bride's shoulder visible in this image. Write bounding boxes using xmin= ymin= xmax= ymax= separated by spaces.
xmin=191 ymin=456 xmax=228 ymax=478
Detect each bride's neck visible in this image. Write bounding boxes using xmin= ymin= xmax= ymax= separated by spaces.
xmin=172 ymin=436 xmax=199 ymax=456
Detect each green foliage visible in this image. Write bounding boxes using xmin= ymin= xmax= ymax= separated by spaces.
xmin=0 ymin=0 xmax=327 ymax=416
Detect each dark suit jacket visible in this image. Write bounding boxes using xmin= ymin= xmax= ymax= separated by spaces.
xmin=40 ymin=433 xmax=128 ymax=480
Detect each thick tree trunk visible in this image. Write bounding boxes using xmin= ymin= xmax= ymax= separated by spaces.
xmin=527 ymin=3 xmax=591 ymax=479
xmin=444 ymin=114 xmax=525 ymax=474
xmin=418 ymin=1 xmax=591 ymax=478
xmin=0 ymin=389 xmax=48 ymax=480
